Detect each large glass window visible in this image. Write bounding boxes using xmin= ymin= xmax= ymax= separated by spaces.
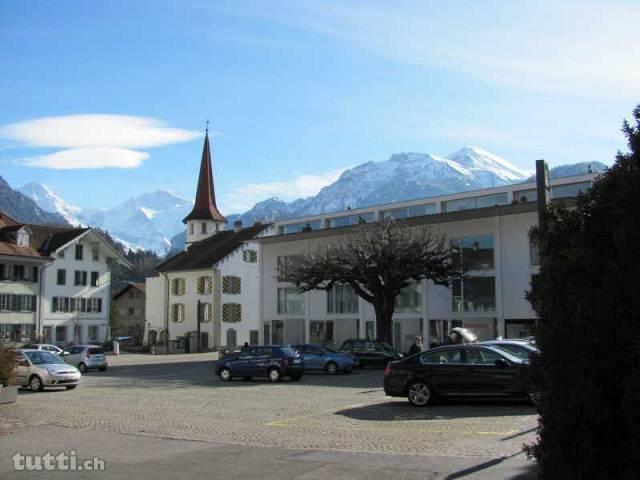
xmin=551 ymin=181 xmax=591 ymax=199
xmin=443 ymin=193 xmax=508 ymax=212
xmin=277 ymin=255 xmax=304 ymax=282
xmin=395 ymin=281 xmax=422 ymax=313
xmin=327 ymin=284 xmax=359 ymax=314
xmin=515 ymin=189 xmax=537 ymax=203
xmin=452 ymin=277 xmax=496 ymax=312
xmin=277 ymin=287 xmax=304 ymax=315
xmin=282 ymin=220 xmax=322 ymax=234
xmin=451 ymin=234 xmax=494 ymax=271
xmin=272 ymin=320 xmax=284 ymax=345
xmin=310 ymin=320 xmax=334 ymax=344
xmin=530 ymin=237 xmax=540 ymax=266
xmin=328 ymin=212 xmax=375 ymax=228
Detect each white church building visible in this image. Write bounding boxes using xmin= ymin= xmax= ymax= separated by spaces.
xmin=145 ymin=131 xmax=597 ymax=352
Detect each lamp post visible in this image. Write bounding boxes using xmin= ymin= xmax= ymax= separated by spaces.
xmin=196 ymin=300 xmax=202 ymax=354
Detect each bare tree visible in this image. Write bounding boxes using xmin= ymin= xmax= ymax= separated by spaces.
xmin=288 ymin=219 xmax=456 ymax=344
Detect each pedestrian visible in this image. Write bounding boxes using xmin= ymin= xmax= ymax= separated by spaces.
xmin=408 ymin=336 xmax=424 ymax=356
xmin=240 ymin=341 xmax=250 ymax=352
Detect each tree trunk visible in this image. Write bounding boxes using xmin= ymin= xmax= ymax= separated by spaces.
xmin=374 ymin=296 xmax=395 ymax=345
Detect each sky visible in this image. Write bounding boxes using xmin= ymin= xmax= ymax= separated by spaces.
xmin=1 ymin=0 xmax=639 ymax=212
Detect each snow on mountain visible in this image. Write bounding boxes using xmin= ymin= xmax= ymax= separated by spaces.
xmin=19 ymin=183 xmax=83 ymax=226
xmin=22 ymin=146 xmax=595 ymax=254
xmin=22 ymin=185 xmax=193 ymax=254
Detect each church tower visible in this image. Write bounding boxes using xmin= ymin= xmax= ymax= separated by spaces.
xmin=182 ymin=126 xmax=226 ymax=249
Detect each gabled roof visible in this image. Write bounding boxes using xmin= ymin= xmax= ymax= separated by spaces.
xmin=27 ymin=224 xmax=90 ymax=255
xmin=182 ymin=131 xmax=226 ymax=224
xmin=113 ymin=282 xmax=146 ymax=300
xmin=0 ymin=212 xmax=20 ymax=228
xmin=155 ymin=223 xmax=270 ymax=272
xmin=0 ymin=224 xmax=46 ymax=259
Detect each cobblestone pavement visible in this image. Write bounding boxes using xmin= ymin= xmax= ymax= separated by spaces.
xmin=0 ymin=359 xmax=538 ymax=459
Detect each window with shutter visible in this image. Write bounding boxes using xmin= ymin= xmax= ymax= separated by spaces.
xmin=171 ymin=303 xmax=185 ymax=322
xmin=0 ymin=294 xmax=11 ymax=311
xmin=91 ymin=271 xmax=99 ymax=287
xmin=75 ymin=244 xmax=83 ymax=260
xmin=243 ymin=250 xmax=258 ymax=263
xmin=32 ymin=266 xmax=38 ymax=283
xmin=57 ymin=269 xmax=66 ymax=285
xmin=197 ymin=276 xmax=212 ymax=295
xmin=222 ymin=303 xmax=241 ymax=323
xmin=171 ymin=278 xmax=185 ymax=296
xmin=222 ymin=276 xmax=241 ymax=294
xmin=201 ymin=303 xmax=212 ymax=322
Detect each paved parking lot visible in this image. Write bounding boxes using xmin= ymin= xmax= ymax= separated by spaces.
xmin=0 ymin=356 xmax=538 ymax=478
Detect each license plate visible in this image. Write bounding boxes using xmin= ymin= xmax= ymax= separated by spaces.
xmin=293 ymin=359 xmax=301 ymax=364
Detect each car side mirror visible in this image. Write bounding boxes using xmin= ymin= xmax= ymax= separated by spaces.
xmin=495 ymin=358 xmax=509 ymax=368
xmin=61 ymin=351 xmax=69 ymax=356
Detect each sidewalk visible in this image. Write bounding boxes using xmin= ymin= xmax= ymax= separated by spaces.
xmin=105 ymin=351 xmax=219 ymax=366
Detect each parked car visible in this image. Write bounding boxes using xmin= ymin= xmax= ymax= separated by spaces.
xmin=340 ymin=339 xmax=403 ymax=368
xmin=22 ymin=343 xmax=68 ymax=356
xmin=383 ymin=344 xmax=537 ymax=406
xmin=64 ymin=345 xmax=108 ymax=373
xmin=15 ymin=349 xmax=81 ymax=392
xmin=216 ymin=345 xmax=304 ymax=382
xmin=293 ymin=344 xmax=356 ymax=374
xmin=477 ymin=339 xmax=539 ymax=361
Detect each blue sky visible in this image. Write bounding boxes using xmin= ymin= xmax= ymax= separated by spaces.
xmin=1 ymin=0 xmax=638 ymax=212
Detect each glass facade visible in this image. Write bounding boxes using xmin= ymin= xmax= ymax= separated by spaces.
xmin=452 ymin=277 xmax=496 ymax=312
xmin=327 ymin=284 xmax=359 ymax=314
xmin=451 ymin=234 xmax=495 ymax=271
xmin=395 ymin=281 xmax=422 ymax=313
xmin=443 ymin=193 xmax=508 ymax=212
xmin=277 ymin=287 xmax=305 ymax=315
xmin=310 ymin=320 xmax=335 ymax=344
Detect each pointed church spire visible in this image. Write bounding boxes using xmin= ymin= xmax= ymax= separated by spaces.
xmin=182 ymin=126 xmax=226 ymax=224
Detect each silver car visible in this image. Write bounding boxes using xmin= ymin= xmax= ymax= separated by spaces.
xmin=64 ymin=345 xmax=108 ymax=373
xmin=15 ymin=349 xmax=81 ymax=392
xmin=22 ymin=343 xmax=68 ymax=356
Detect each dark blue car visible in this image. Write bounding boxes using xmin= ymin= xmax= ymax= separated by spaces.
xmin=216 ymin=345 xmax=304 ymax=382
xmin=293 ymin=344 xmax=356 ymax=374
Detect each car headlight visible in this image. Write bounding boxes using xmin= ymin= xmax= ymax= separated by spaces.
xmin=45 ymin=367 xmax=58 ymax=375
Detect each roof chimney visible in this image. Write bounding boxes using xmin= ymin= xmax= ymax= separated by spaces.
xmin=233 ymin=220 xmax=242 ymax=233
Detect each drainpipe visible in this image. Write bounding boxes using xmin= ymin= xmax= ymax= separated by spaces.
xmin=38 ymin=259 xmax=53 ymax=342
xmin=162 ymin=272 xmax=170 ymax=354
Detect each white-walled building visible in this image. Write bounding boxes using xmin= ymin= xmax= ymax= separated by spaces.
xmin=145 ymin=130 xmax=271 ymax=351
xmin=0 ymin=212 xmax=131 ymax=345
xmin=256 ymin=173 xmax=596 ymax=352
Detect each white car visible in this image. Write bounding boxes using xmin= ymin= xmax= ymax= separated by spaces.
xmin=15 ymin=349 xmax=81 ymax=392
xmin=22 ymin=343 xmax=68 ymax=356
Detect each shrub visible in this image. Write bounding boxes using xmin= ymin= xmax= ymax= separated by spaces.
xmin=0 ymin=344 xmax=19 ymax=386
xmin=526 ymin=105 xmax=640 ymax=479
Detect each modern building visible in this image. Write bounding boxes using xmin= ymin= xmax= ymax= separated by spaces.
xmin=112 ymin=283 xmax=146 ymax=345
xmin=145 ymin=130 xmax=271 ymax=352
xmin=256 ymin=172 xmax=596 ymax=352
xmin=0 ymin=211 xmax=131 ymax=345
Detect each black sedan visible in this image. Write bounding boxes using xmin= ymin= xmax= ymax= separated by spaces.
xmin=340 ymin=339 xmax=403 ymax=368
xmin=383 ymin=344 xmax=536 ymax=406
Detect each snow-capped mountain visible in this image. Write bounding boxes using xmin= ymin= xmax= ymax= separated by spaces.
xmin=21 ymin=146 xmax=599 ymax=254
xmin=21 ymin=185 xmax=193 ymax=254
xmin=19 ymin=182 xmax=83 ymax=226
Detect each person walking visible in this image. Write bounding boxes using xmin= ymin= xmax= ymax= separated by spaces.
xmin=408 ymin=336 xmax=424 ymax=356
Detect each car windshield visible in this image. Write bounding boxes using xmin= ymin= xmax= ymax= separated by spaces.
xmin=24 ymin=351 xmax=65 ymax=365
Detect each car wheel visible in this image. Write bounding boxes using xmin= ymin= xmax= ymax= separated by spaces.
xmin=325 ymin=362 xmax=338 ymax=375
xmin=29 ymin=375 xmax=44 ymax=392
xmin=78 ymin=363 xmax=87 ymax=374
xmin=290 ymin=374 xmax=302 ymax=381
xmin=407 ymin=381 xmax=433 ymax=407
xmin=219 ymin=367 xmax=232 ymax=382
xmin=268 ymin=367 xmax=281 ymax=382
xmin=65 ymin=385 xmax=77 ymax=390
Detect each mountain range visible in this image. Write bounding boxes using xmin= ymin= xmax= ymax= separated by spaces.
xmin=6 ymin=146 xmax=606 ymax=254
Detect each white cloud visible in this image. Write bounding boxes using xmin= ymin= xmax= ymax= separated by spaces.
xmin=21 ymin=147 xmax=150 ymax=170
xmin=0 ymin=114 xmax=199 ymax=169
xmin=223 ymin=167 xmax=348 ymax=212
xmin=0 ymin=114 xmax=199 ymax=148
xmin=272 ymin=0 xmax=640 ymax=98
